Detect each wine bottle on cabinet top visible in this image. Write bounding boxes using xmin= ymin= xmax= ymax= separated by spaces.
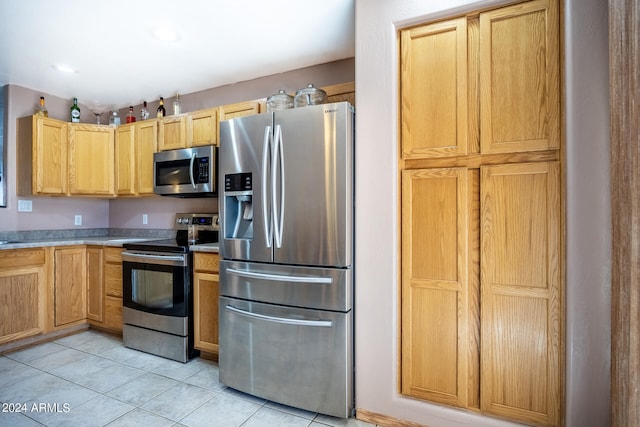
xmin=70 ymin=97 xmax=80 ymax=122
xmin=35 ymin=96 xmax=48 ymax=117
xmin=157 ymin=97 xmax=166 ymax=118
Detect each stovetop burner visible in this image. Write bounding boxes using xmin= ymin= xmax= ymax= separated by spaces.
xmin=124 ymin=213 xmax=219 ymax=253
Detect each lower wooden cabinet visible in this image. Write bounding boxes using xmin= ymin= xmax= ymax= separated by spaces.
xmin=103 ymin=247 xmax=124 ymax=332
xmin=0 ymin=249 xmax=47 ymax=344
xmin=401 ymin=161 xmax=561 ymax=426
xmin=86 ymin=246 xmax=104 ymax=322
xmin=53 ymin=247 xmax=87 ymax=327
xmin=193 ymin=252 xmax=220 ymax=354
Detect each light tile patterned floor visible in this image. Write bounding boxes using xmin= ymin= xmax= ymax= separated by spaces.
xmin=0 ymin=330 xmax=377 ymax=427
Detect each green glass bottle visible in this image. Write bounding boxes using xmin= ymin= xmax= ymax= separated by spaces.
xmin=70 ymin=97 xmax=81 ymax=123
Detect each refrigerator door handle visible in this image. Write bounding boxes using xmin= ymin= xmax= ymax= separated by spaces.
xmin=226 ymin=267 xmax=333 ymax=284
xmin=273 ymin=124 xmax=285 ymax=248
xmin=225 ymin=304 xmax=333 ymax=328
xmin=262 ymin=126 xmax=273 ymax=248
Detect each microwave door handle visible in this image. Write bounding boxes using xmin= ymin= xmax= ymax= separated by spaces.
xmin=189 ymin=152 xmax=197 ymax=189
xmin=262 ymin=126 xmax=273 ymax=248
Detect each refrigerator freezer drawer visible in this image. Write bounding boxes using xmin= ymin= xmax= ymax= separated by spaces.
xmin=218 ymin=296 xmax=353 ymax=418
xmin=220 ymin=260 xmax=352 ymax=311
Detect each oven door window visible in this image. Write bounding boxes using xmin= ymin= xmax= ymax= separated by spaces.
xmin=123 ymin=262 xmax=188 ymax=317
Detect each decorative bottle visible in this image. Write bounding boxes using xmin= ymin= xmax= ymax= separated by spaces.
xmin=126 ymin=106 xmax=136 ymax=123
xmin=70 ymin=97 xmax=81 ymax=123
xmin=157 ymin=97 xmax=166 ymax=118
xmin=140 ymin=101 xmax=149 ymax=121
xmin=173 ymin=93 xmax=181 ymax=115
xmin=35 ymin=96 xmax=48 ymax=117
xmin=109 ymin=110 xmax=121 ymax=127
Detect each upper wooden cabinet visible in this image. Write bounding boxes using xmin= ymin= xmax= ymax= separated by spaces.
xmin=115 ymin=124 xmax=136 ymax=195
xmin=188 ymin=108 xmax=218 ymax=147
xmin=17 ymin=116 xmax=68 ymax=196
xmin=401 ymin=18 xmax=468 ymax=159
xmin=135 ymin=120 xmax=158 ymax=194
xmin=479 ymin=0 xmax=560 ymax=154
xmin=158 ymin=114 xmax=187 ymax=151
xmin=218 ymin=100 xmax=261 ymax=122
xmin=400 ymin=0 xmax=559 ymax=160
xmin=68 ymin=124 xmax=115 ymax=196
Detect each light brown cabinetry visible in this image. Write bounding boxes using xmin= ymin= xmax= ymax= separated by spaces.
xmin=103 ymin=247 xmax=124 ymax=332
xmin=193 ymin=252 xmax=219 ymax=354
xmin=115 ymin=124 xmax=136 ymax=195
xmin=399 ymin=1 xmax=561 ymax=426
xmin=135 ymin=120 xmax=159 ymax=194
xmin=188 ymin=108 xmax=218 ymax=147
xmin=53 ymin=246 xmax=87 ymax=327
xmin=158 ymin=115 xmax=187 ymax=151
xmin=115 ymin=120 xmax=158 ymax=195
xmin=218 ymin=100 xmax=261 ymax=122
xmin=86 ymin=246 xmax=104 ymax=322
xmin=0 ymin=249 xmax=47 ymax=344
xmin=68 ymin=124 xmax=115 ymax=196
xmin=17 ymin=116 xmax=68 ymax=196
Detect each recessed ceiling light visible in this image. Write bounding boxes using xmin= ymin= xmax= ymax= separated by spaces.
xmin=53 ymin=64 xmax=76 ymax=73
xmin=152 ymin=27 xmax=179 ymax=42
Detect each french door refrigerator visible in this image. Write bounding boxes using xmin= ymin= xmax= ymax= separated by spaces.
xmin=218 ymin=101 xmax=354 ymax=418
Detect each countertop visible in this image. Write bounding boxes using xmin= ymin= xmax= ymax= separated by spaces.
xmin=0 ymin=237 xmax=219 ymax=253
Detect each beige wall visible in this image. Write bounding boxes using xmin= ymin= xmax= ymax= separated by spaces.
xmin=354 ymin=0 xmax=610 ymax=426
xmin=0 ymin=59 xmax=354 ymax=232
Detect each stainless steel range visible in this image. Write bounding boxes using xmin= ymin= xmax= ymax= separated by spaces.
xmin=121 ymin=213 xmax=218 ymax=363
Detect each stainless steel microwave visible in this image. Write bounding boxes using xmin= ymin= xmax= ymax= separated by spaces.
xmin=153 ymin=145 xmax=217 ymax=197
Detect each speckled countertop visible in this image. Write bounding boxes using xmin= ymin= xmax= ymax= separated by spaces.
xmin=0 ymin=237 xmax=219 ymax=253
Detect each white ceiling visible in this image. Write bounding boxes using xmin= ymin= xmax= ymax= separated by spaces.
xmin=0 ymin=0 xmax=355 ymax=110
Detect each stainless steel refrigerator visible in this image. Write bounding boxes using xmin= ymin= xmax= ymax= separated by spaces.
xmin=218 ymin=101 xmax=354 ymax=418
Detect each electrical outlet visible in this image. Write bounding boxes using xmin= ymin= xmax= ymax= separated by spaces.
xmin=142 ymin=214 xmax=148 ymax=225
xmin=18 ymin=200 xmax=32 ymax=212
xmin=74 ymin=215 xmax=82 ymax=226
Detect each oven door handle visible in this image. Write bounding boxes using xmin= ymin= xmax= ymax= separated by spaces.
xmin=122 ymin=251 xmax=187 ymax=266
xmin=225 ymin=304 xmax=333 ymax=328
xmin=226 ymin=267 xmax=332 ymax=284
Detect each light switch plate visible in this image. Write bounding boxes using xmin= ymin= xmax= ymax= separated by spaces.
xmin=74 ymin=215 xmax=82 ymax=226
xmin=18 ymin=200 xmax=32 ymax=212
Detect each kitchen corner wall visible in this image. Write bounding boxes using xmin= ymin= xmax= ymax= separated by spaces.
xmin=0 ymin=58 xmax=354 ymax=232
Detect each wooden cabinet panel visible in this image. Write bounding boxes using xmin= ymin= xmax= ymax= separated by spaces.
xmin=158 ymin=115 xmax=187 ymax=151
xmin=104 ymin=296 xmax=123 ymax=331
xmin=193 ymin=252 xmax=220 ymax=353
xmin=54 ymin=247 xmax=86 ymax=327
xmin=480 ymin=161 xmax=561 ymax=425
xmin=135 ymin=120 xmax=158 ymax=195
xmin=115 ymin=124 xmax=136 ymax=195
xmin=188 ymin=108 xmax=218 ymax=147
xmin=86 ymin=247 xmax=104 ymax=322
xmin=401 ymin=18 xmax=468 ymax=159
xmin=218 ymin=100 xmax=261 ymax=122
xmin=104 ymin=263 xmax=123 ymax=298
xmin=103 ymin=247 xmax=123 ymax=332
xmin=479 ymin=0 xmax=559 ymax=154
xmin=324 ymin=82 xmax=356 ymax=106
xmin=0 ymin=249 xmax=47 ymax=344
xmin=401 ymin=168 xmax=471 ymax=408
xmin=68 ymin=124 xmax=115 ymax=195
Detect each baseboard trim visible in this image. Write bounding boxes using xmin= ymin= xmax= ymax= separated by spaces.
xmin=357 ymin=408 xmax=429 ymax=427
xmin=0 ymin=324 xmax=90 ymax=355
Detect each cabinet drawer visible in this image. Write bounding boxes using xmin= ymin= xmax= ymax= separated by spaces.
xmin=105 ymin=263 xmax=123 ymax=297
xmin=0 ymin=248 xmax=46 ymax=269
xmin=104 ymin=296 xmax=123 ymax=331
xmin=104 ymin=247 xmax=123 ymax=263
xmin=193 ymin=252 xmax=219 ymax=273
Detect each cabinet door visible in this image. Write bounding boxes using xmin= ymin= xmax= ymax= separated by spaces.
xmin=54 ymin=247 xmax=87 ymax=327
xmin=193 ymin=271 xmax=219 ymax=353
xmin=188 ymin=108 xmax=218 ymax=147
xmin=218 ymin=100 xmax=261 ymax=122
xmin=0 ymin=249 xmax=47 ymax=344
xmin=480 ymin=162 xmax=561 ymax=425
xmin=401 ymin=168 xmax=474 ymax=408
xmin=68 ymin=124 xmax=115 ymax=195
xmin=135 ymin=120 xmax=158 ymax=195
xmin=34 ymin=116 xmax=68 ymax=194
xmin=479 ymin=0 xmax=559 ymax=154
xmin=86 ymin=247 xmax=104 ymax=322
xmin=115 ymin=124 xmax=136 ymax=195
xmin=158 ymin=115 xmax=187 ymax=151
xmin=400 ymin=18 xmax=467 ymax=159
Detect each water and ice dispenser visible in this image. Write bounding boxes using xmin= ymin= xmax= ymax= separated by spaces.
xmin=224 ymin=173 xmax=253 ymax=240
